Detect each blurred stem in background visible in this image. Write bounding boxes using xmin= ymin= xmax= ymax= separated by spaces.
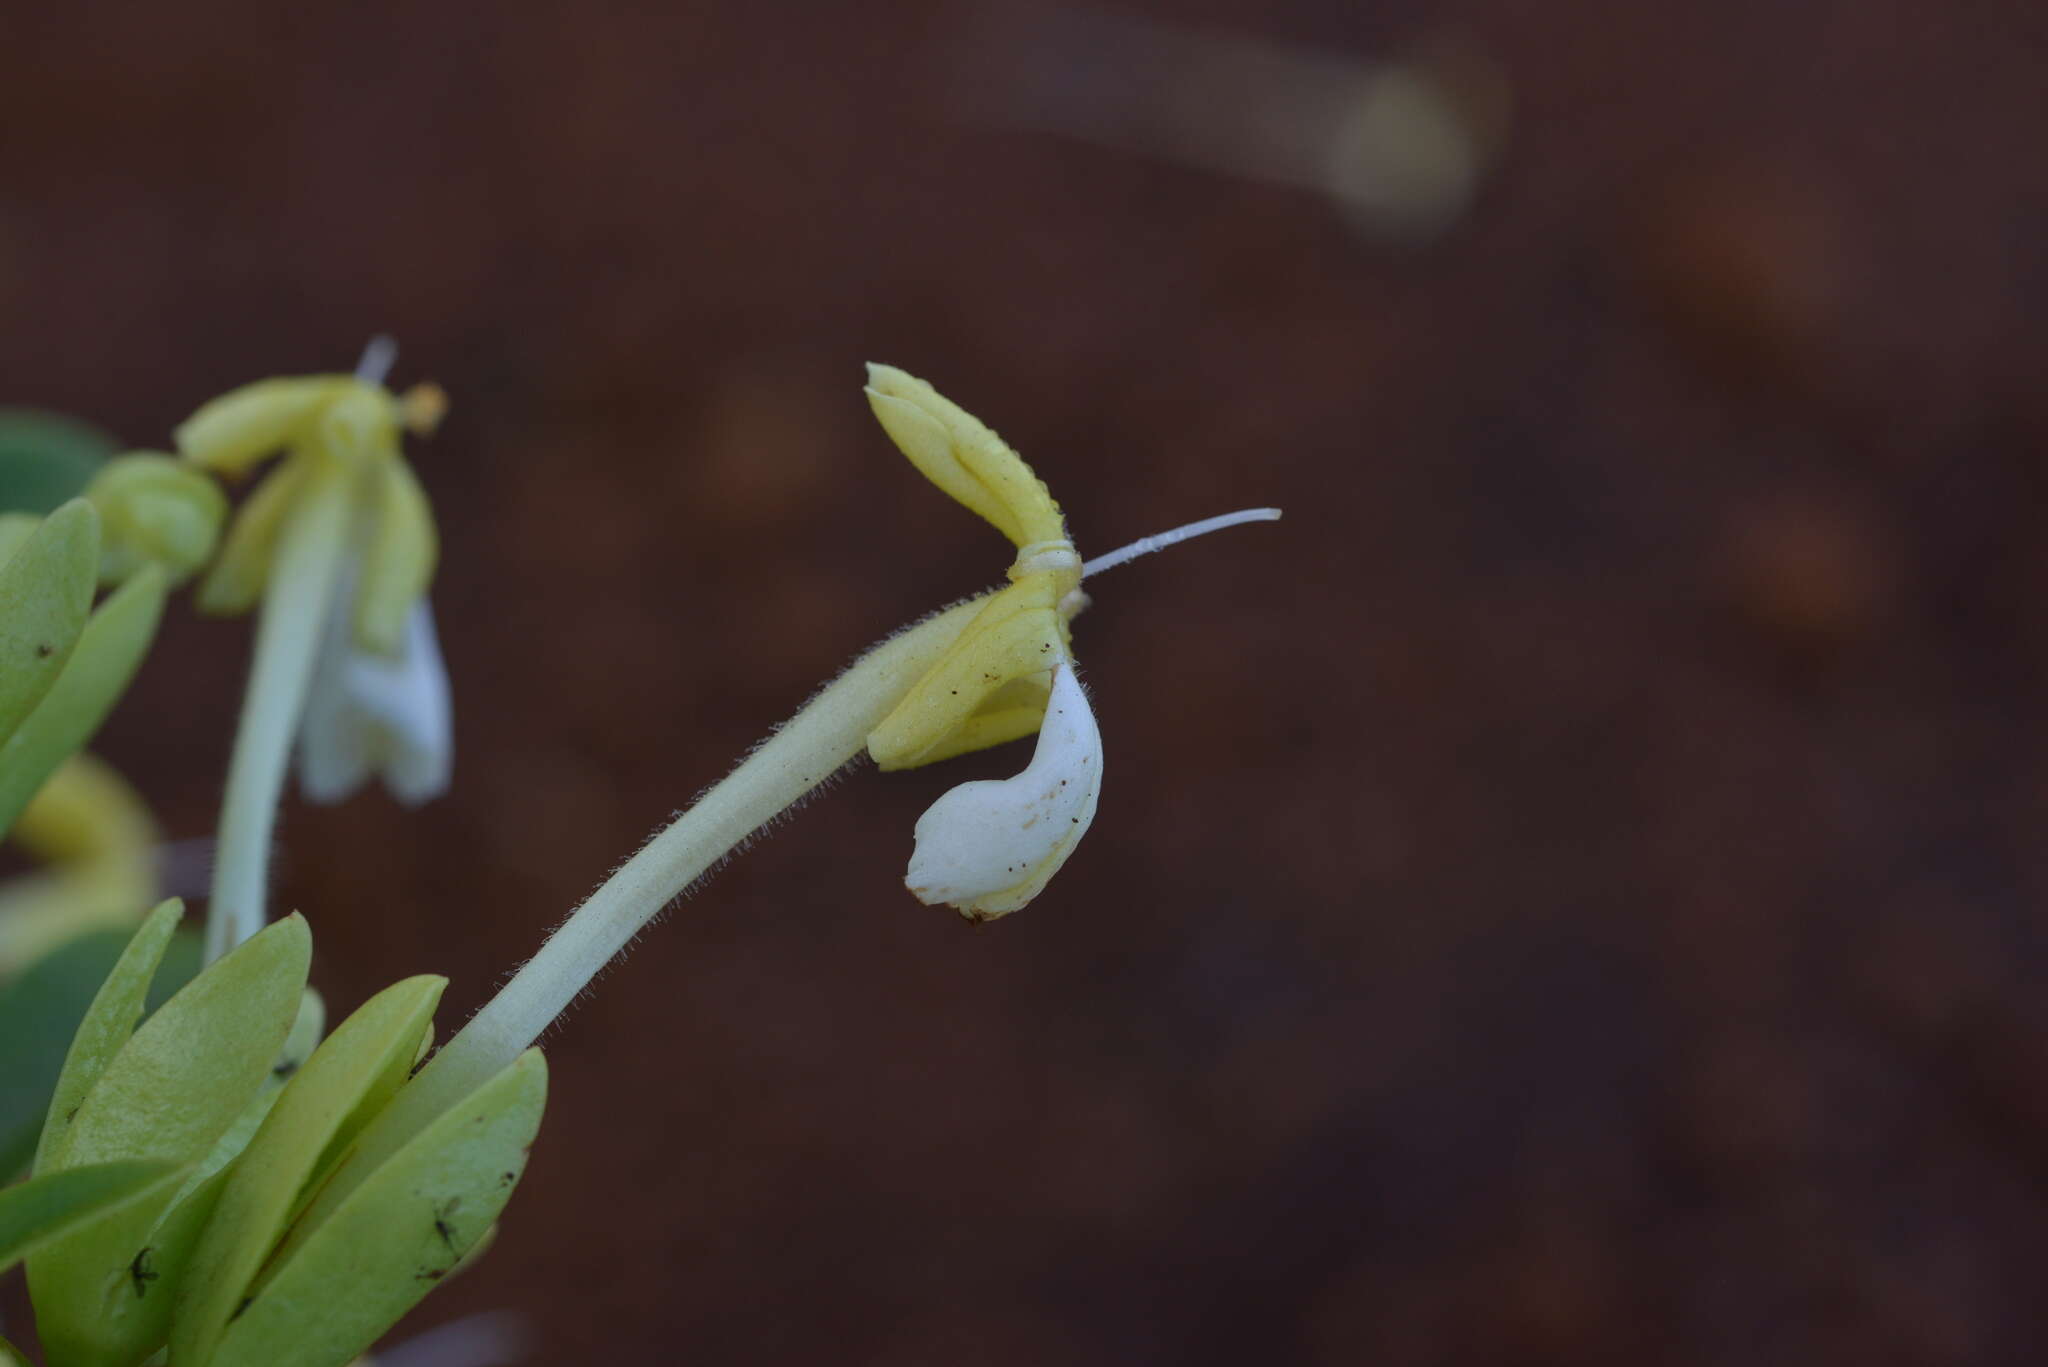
xmin=957 ymin=3 xmax=1510 ymax=243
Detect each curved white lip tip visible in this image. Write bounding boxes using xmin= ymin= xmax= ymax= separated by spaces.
xmin=905 ymin=660 xmax=1102 ymax=921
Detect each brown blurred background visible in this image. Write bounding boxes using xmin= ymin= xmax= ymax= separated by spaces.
xmin=5 ymin=0 xmax=2048 ymax=1362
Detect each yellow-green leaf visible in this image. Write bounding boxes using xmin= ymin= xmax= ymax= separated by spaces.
xmin=33 ymin=900 xmax=185 ymax=1176
xmin=0 ymin=565 xmax=166 ymax=838
xmin=0 ymin=498 xmax=99 ymax=747
xmin=171 ymin=976 xmax=444 ymax=1365
xmin=208 ymin=1049 xmax=546 ymax=1367
xmin=1 ymin=923 xmax=200 ymax=1182
xmin=0 ymin=1161 xmax=180 ymax=1275
xmin=163 ymin=987 xmax=326 ymax=1215
xmin=27 ymin=915 xmax=311 ymax=1367
xmin=0 ymin=512 xmax=39 ymax=565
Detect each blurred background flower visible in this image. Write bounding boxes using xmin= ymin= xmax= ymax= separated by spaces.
xmin=3 ymin=0 xmax=2046 ymax=1362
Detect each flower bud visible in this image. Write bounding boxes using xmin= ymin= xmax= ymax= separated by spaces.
xmin=86 ymin=454 xmax=226 ymax=586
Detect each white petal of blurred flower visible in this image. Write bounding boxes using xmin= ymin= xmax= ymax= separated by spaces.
xmin=298 ymin=568 xmax=451 ymax=807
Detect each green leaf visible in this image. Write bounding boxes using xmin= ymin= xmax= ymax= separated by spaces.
xmin=3 ymin=936 xmax=126 ymax=1181
xmin=160 ymin=987 xmax=326 ymax=1217
xmin=0 ymin=925 xmax=202 ymax=1181
xmin=0 ymin=1161 xmax=181 ymax=1274
xmin=33 ymin=1003 xmax=310 ymax=1367
xmin=208 ymin=1049 xmax=547 ymax=1367
xmin=0 ymin=410 xmax=119 ymax=516
xmin=0 ymin=563 xmax=166 ymax=837
xmin=0 ymin=498 xmax=99 ymax=750
xmin=31 ymin=901 xmax=186 ymax=1177
xmin=171 ymin=976 xmax=443 ymax=1365
xmin=27 ymin=914 xmax=311 ymax=1367
xmin=0 ymin=512 xmax=38 ymax=566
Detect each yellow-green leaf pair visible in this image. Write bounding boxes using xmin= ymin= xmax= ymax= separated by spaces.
xmin=177 ymin=376 xmax=439 ymax=658
xmin=860 ymin=366 xmax=1105 ymax=920
xmin=0 ymin=501 xmax=166 ymax=839
xmin=24 ymin=903 xmax=545 ymax=1367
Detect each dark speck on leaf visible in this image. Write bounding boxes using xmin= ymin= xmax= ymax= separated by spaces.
xmin=129 ymin=1247 xmax=158 ymax=1298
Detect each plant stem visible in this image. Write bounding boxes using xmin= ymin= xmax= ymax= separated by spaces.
xmin=202 ymin=463 xmax=353 ymax=963
xmin=318 ymin=593 xmax=988 ymax=1202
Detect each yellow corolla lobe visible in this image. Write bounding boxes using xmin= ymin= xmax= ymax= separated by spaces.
xmin=862 ymin=364 xmax=1067 ymax=550
xmin=869 ymin=581 xmax=1071 ymax=770
xmin=173 ymin=376 xmax=363 ymax=477
xmin=175 ymin=374 xmax=438 ymax=658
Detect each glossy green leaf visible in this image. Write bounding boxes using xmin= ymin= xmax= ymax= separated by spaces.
xmin=0 ymin=498 xmax=98 ymax=750
xmin=0 ymin=564 xmax=166 ymax=837
xmin=163 ymin=987 xmax=326 ymax=1217
xmin=0 ymin=409 xmax=118 ymax=515
xmin=53 ymin=990 xmax=314 ymax=1367
xmin=0 ymin=512 xmax=38 ymax=566
xmin=31 ymin=901 xmax=185 ymax=1177
xmin=209 ymin=1049 xmax=547 ymax=1367
xmin=0 ymin=924 xmax=199 ymax=1182
xmin=172 ymin=976 xmax=444 ymax=1365
xmin=27 ymin=915 xmax=311 ymax=1367
xmin=0 ymin=1161 xmax=180 ymax=1276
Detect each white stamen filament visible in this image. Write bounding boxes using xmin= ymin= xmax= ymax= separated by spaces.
xmin=1082 ymin=506 xmax=1281 ymax=577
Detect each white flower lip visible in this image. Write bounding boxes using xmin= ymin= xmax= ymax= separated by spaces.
xmin=905 ymin=660 xmax=1102 ymax=921
xmin=297 ymin=576 xmax=452 ymax=808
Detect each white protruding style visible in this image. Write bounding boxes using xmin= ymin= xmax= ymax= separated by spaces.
xmin=905 ymin=660 xmax=1102 ymax=920
xmin=1081 ymin=506 xmax=1281 ymax=578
